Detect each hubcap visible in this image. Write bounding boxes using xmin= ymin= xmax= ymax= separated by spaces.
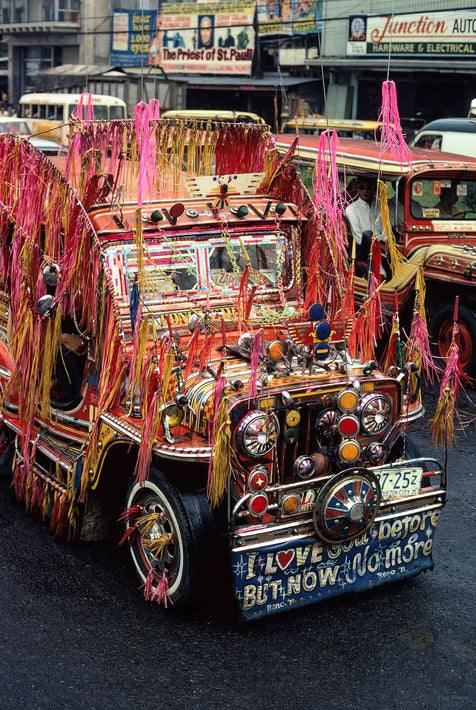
xmin=438 ymin=319 xmax=472 ymax=368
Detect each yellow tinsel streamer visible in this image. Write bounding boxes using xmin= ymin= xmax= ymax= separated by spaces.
xmin=431 ymin=386 xmax=455 ymax=447
xmin=142 ymin=534 xmax=171 ymax=560
xmin=378 ymin=179 xmax=405 ymax=277
xmin=135 ymin=511 xmax=161 ymax=537
xmin=208 ymin=394 xmax=231 ymax=508
xmin=39 ymin=305 xmax=62 ymax=418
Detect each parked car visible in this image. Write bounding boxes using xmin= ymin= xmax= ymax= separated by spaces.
xmin=276 ymin=133 xmax=476 ymax=377
xmin=410 ymin=118 xmax=476 ymax=159
xmin=0 ymin=121 xmax=445 ymax=620
xmin=0 ymin=116 xmax=65 ymax=155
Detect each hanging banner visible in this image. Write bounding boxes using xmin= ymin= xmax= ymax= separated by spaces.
xmin=110 ymin=9 xmax=157 ymax=66
xmin=147 ymin=1 xmax=256 ymax=75
xmin=347 ymin=10 xmax=476 ymax=57
xmin=257 ymin=0 xmax=322 ymax=36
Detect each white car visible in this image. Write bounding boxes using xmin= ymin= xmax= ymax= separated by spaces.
xmin=0 ymin=116 xmax=65 ymax=156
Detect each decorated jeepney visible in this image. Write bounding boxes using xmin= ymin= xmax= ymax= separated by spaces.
xmin=0 ymin=113 xmax=446 ymax=619
xmin=276 ymin=134 xmax=476 ymax=378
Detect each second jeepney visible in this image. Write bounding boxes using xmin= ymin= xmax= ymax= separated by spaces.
xmin=0 ymin=116 xmax=445 ymax=619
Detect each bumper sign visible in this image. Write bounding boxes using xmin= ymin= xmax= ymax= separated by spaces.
xmin=232 ymin=507 xmax=442 ymax=620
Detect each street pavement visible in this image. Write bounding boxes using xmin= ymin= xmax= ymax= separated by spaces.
xmin=0 ymin=383 xmax=474 ymax=709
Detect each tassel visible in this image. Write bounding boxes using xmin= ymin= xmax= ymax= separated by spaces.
xmin=118 ymin=503 xmax=143 ymax=525
xmin=207 ymin=377 xmax=230 ymax=507
xmin=143 ymin=533 xmax=171 ymax=560
xmin=377 ymin=80 xmax=412 ymax=167
xmin=118 ymin=524 xmax=139 ymax=547
xmin=378 ymin=180 xmax=405 ymax=277
xmin=247 ymin=331 xmax=262 ymax=405
xmin=142 ymin=567 xmax=156 ymax=602
xmin=134 ymin=389 xmax=162 ymax=484
xmin=152 ymin=569 xmax=172 ymax=608
xmin=431 ymin=298 xmax=466 ymax=447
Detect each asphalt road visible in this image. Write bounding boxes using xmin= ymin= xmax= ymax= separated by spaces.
xmin=0 ymin=384 xmax=474 ymax=710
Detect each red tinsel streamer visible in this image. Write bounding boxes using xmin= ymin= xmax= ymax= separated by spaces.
xmin=248 ymin=331 xmax=262 ymax=405
xmin=142 ymin=567 xmax=155 ymax=601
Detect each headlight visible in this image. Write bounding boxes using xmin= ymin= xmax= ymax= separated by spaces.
xmin=358 ymin=393 xmax=392 ymax=435
xmin=236 ymin=411 xmax=279 ymax=458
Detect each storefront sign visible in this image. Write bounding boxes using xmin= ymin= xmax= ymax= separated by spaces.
xmin=147 ymin=1 xmax=256 ymax=75
xmin=110 ymin=9 xmax=157 ymax=66
xmin=347 ymin=10 xmax=476 ymax=57
xmin=257 ymin=0 xmax=322 ymax=36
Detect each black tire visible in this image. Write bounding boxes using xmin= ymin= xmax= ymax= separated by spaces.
xmin=0 ymin=427 xmax=14 ymax=478
xmin=125 ymin=467 xmax=215 ymax=608
xmin=429 ymin=302 xmax=476 ymax=379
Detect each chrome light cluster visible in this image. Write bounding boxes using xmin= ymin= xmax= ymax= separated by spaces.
xmin=236 ymin=411 xmax=279 ymax=458
xmin=358 ymin=393 xmax=392 ymax=435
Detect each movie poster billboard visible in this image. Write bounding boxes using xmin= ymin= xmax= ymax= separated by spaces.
xmin=347 ymin=10 xmax=476 ymax=57
xmin=148 ymin=1 xmax=256 ymax=75
xmin=111 ymin=9 xmax=157 ymax=66
xmin=258 ymin=0 xmax=322 ymax=36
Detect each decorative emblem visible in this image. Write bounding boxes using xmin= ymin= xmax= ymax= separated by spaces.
xmin=313 ymin=469 xmax=381 ymax=544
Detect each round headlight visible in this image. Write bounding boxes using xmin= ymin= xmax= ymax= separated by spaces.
xmin=359 ymin=393 xmax=392 ymax=435
xmin=236 ymin=411 xmax=279 ymax=458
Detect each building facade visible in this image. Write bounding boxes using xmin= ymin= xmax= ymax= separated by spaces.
xmin=0 ymin=1 xmax=474 ymax=128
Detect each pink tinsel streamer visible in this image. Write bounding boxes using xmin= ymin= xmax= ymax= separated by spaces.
xmin=152 ymin=569 xmax=172 ymax=608
xmin=378 ymin=81 xmax=412 ymax=167
xmin=407 ymin=311 xmax=440 ymax=384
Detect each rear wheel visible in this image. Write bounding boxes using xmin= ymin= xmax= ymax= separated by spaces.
xmin=0 ymin=425 xmax=14 ymax=478
xmin=429 ymin=302 xmax=476 ymax=379
xmin=125 ymin=467 xmax=214 ymax=608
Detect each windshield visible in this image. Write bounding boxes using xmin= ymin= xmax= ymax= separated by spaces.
xmin=0 ymin=120 xmax=29 ymax=135
xmin=104 ymin=232 xmax=292 ymax=305
xmin=410 ymin=178 xmax=476 ymax=220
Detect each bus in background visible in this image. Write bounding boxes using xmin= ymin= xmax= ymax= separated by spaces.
xmin=18 ymin=93 xmax=128 ymax=143
xmin=281 ymin=117 xmax=384 ymax=140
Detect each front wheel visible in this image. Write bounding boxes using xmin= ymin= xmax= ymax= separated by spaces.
xmin=429 ymin=302 xmax=476 ymax=379
xmin=125 ymin=467 xmax=214 ymax=608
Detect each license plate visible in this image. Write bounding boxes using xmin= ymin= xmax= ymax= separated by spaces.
xmin=377 ymin=467 xmax=423 ymax=499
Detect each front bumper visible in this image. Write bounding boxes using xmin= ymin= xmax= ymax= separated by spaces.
xmin=231 ymin=458 xmax=446 ymax=620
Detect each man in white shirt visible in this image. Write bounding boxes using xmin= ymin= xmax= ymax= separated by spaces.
xmin=345 ymin=177 xmax=385 ymax=262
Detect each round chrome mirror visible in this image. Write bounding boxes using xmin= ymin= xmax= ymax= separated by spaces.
xmin=37 ymin=294 xmax=55 ymax=317
xmin=42 ymin=263 xmax=60 ymax=288
xmin=187 ymin=314 xmax=205 ymax=333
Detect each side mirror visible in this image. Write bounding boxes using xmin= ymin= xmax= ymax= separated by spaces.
xmin=42 ymin=263 xmax=60 ymax=288
xmin=37 ymin=294 xmax=55 ymax=317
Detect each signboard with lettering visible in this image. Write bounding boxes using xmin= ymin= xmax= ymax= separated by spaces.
xmin=257 ymin=0 xmax=322 ymax=36
xmin=232 ymin=509 xmax=441 ymax=619
xmin=347 ymin=10 xmax=476 ymax=57
xmin=147 ymin=1 xmax=256 ymax=75
xmin=111 ymin=9 xmax=157 ymax=66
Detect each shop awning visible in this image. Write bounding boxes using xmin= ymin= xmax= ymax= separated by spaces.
xmin=166 ymin=73 xmax=319 ymax=90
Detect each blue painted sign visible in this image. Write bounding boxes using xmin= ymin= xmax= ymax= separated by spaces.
xmin=232 ymin=508 xmax=442 ymax=620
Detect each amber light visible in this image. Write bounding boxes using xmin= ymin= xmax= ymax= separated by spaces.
xmin=337 ymin=389 xmax=358 ymax=411
xmin=268 ymin=340 xmax=284 ymax=361
xmin=249 ymin=493 xmax=268 ymax=516
xmin=362 ymin=381 xmax=375 ymax=392
xmin=282 ymin=494 xmax=300 ymax=514
xmin=339 ymin=440 xmax=361 ymax=463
